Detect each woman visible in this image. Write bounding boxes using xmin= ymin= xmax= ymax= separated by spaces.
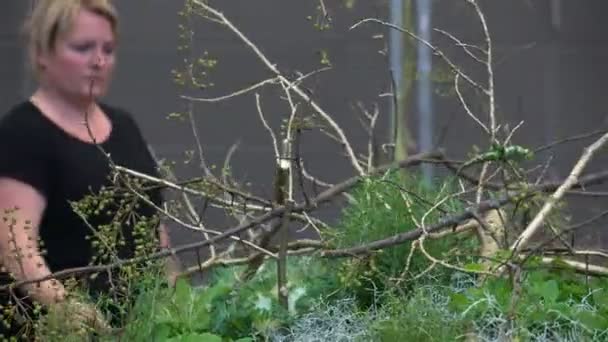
xmin=0 ymin=0 xmax=180 ymax=338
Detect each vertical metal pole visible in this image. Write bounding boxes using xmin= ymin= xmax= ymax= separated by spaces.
xmin=543 ymin=0 xmax=561 ymax=183
xmin=416 ymin=0 xmax=434 ymax=182
xmin=550 ymin=0 xmax=562 ymax=31
xmin=389 ymin=0 xmax=403 ymax=148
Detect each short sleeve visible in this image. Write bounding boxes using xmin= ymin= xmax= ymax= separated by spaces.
xmin=0 ymin=110 xmax=51 ymax=198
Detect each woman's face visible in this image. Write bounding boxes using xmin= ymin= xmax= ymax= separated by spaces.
xmin=38 ymin=9 xmax=116 ymax=101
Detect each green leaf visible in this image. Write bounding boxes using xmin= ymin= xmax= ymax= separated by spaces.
xmin=166 ymin=333 xmax=224 ymax=342
xmin=578 ymin=311 xmax=608 ymax=331
xmin=192 ymin=282 xmax=235 ymax=332
xmin=592 ymin=288 xmax=608 ymax=308
xmin=552 ymin=303 xmax=573 ymax=318
xmin=524 ymin=256 xmax=544 ymax=268
xmin=546 ymin=257 xmax=570 ymax=269
xmin=152 ymin=322 xmax=178 ymax=340
xmin=174 ymin=278 xmax=192 ymax=308
xmin=541 ymin=280 xmax=559 ymax=304
xmin=234 ymin=338 xmax=254 ymax=342
xmin=527 ymin=307 xmax=548 ymax=323
xmin=195 ymin=282 xmax=232 ymax=307
xmin=448 ymin=293 xmax=469 ymax=311
xmin=494 ymin=284 xmax=512 ymax=311
xmin=463 ymin=263 xmax=485 ymax=272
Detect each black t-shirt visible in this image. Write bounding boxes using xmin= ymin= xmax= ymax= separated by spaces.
xmin=0 ymin=101 xmax=163 ymax=289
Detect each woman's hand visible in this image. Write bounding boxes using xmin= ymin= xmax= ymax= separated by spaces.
xmin=159 ymin=222 xmax=182 ymax=288
xmin=165 ymin=256 xmax=182 ymax=288
xmin=45 ymin=297 xmax=112 ymax=336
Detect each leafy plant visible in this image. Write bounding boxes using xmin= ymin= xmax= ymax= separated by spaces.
xmin=370 ymin=283 xmax=467 ymax=341
xmin=114 ymin=256 xmax=342 ymax=341
xmin=449 ymin=267 xmax=608 ymax=340
xmin=324 ymin=170 xmax=477 ymax=306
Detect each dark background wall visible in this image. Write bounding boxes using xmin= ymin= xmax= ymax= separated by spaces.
xmin=1 ymin=1 xmax=607 ymax=269
xmin=425 ymin=0 xmax=608 ymax=248
xmin=0 ymin=2 xmax=28 ymax=108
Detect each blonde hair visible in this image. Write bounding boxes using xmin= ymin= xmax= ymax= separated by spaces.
xmin=23 ymin=0 xmax=119 ymax=76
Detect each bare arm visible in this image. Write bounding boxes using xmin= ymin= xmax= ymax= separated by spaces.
xmin=0 ymin=178 xmax=66 ymax=306
xmin=158 ymin=222 xmax=182 ymax=286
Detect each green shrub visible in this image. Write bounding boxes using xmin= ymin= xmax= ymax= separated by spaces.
xmin=323 ymin=170 xmax=477 ymax=307
xmin=270 ymin=297 xmax=375 ymax=342
xmin=449 ymin=266 xmax=608 ymax=341
xmin=370 ymin=281 xmax=467 ymax=341
xmin=113 ymin=256 xmax=342 ymax=341
xmin=365 ymin=267 xmax=608 ymax=341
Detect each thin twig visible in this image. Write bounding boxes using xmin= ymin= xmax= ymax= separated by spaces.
xmin=119 ymin=172 xmax=277 ymax=259
xmin=185 ymin=102 xmax=214 ymax=177
xmin=193 ymin=0 xmax=365 ymax=175
xmin=540 ymin=257 xmax=608 ymax=276
xmin=565 ymin=190 xmax=608 ymax=197
xmin=418 ymin=235 xmax=492 ymax=275
xmin=181 ymin=77 xmax=279 ymax=103
xmin=504 ymin=120 xmax=525 ymax=145
xmin=6 ymin=165 xmax=608 ymax=289
xmin=511 ymin=131 xmax=608 ymax=254
xmin=300 ymin=160 xmax=333 ymax=188
xmin=468 ymin=0 xmax=496 ymax=138
xmin=281 ymin=79 xmax=299 ymax=201
xmin=351 ymin=18 xmax=489 ymax=94
xmin=434 ymin=28 xmax=486 ymax=63
xmin=454 ymin=73 xmax=490 ymax=134
xmin=367 ymin=104 xmax=380 ymax=172
xmin=115 ymin=166 xmax=270 ymax=216
xmin=521 ymin=208 xmax=608 ymax=260
xmin=255 ymin=93 xmax=280 ymax=162
xmin=534 ymin=128 xmax=608 ymax=154
xmin=148 ymin=145 xmax=216 ymax=258
xmin=277 ymin=202 xmax=292 ymax=309
xmin=534 ymin=156 xmax=554 ymax=185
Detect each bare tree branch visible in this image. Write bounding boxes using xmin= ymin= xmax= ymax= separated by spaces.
xmin=192 ymin=0 xmax=365 ymax=175
xmin=351 ymin=18 xmax=489 ymax=94
xmin=181 ymin=77 xmax=279 ymax=103
xmin=255 ymin=93 xmax=280 ymax=162
xmin=511 ymin=132 xmax=608 ymax=254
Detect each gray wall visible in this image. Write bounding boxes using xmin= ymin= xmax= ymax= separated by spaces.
xmin=0 ymin=1 xmax=391 ymax=270
xmin=426 ymin=0 xmax=608 ymax=248
xmin=1 ymin=1 xmax=608 ymax=267
xmin=0 ymin=2 xmax=28 ymax=108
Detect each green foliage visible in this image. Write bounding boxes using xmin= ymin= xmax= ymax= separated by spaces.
xmin=324 ymin=170 xmax=476 ymax=306
xmin=370 ymin=283 xmax=467 ymax=341
xmin=172 ymin=1 xmax=218 ymax=93
xmin=449 ymin=268 xmax=608 ymax=340
xmin=115 ymin=257 xmax=342 ymax=341
xmin=35 ymin=170 xmax=608 ymax=341
xmin=459 ymin=143 xmax=534 ymax=175
xmin=270 ymin=297 xmax=374 ymax=342
xmin=362 ymin=268 xmax=608 ymax=341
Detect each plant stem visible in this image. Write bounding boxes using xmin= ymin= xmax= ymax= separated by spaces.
xmin=277 ymin=201 xmax=292 ymax=310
